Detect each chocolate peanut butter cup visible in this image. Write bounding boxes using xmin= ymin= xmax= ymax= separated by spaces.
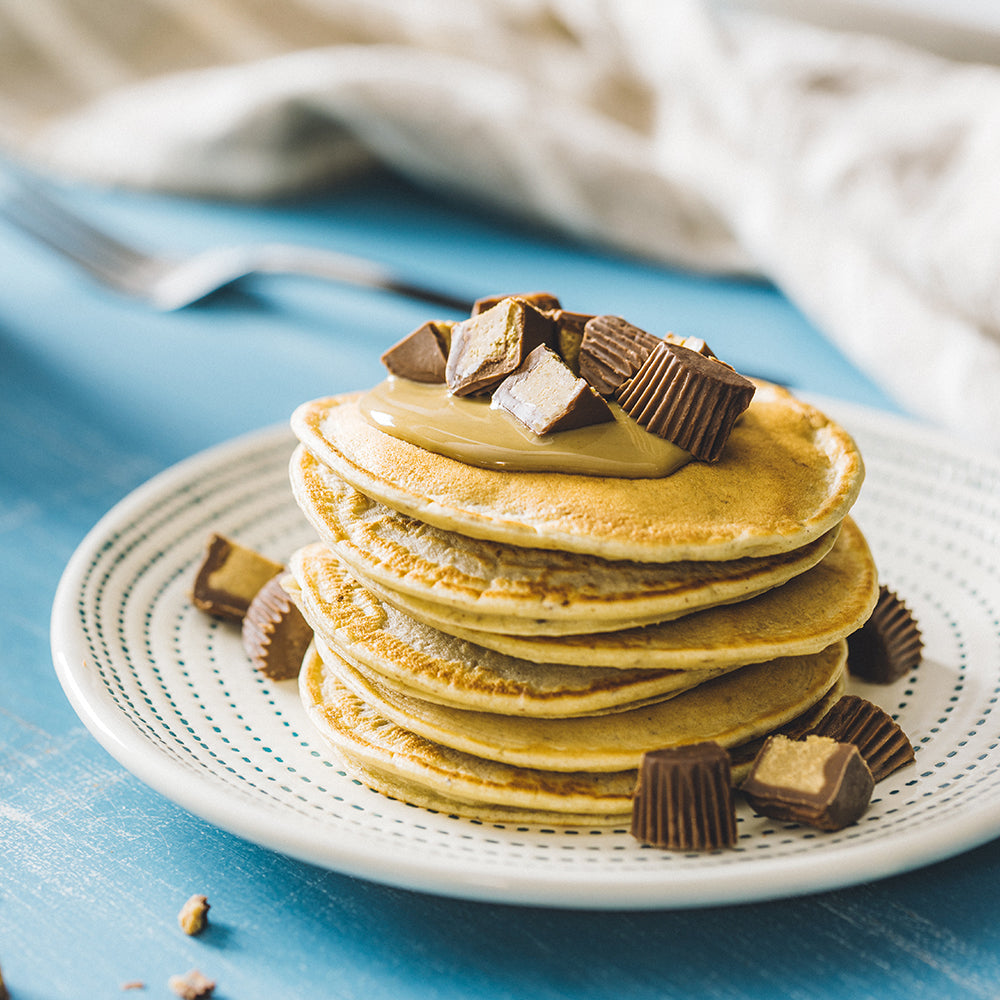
xmin=663 ymin=332 xmax=720 ymax=361
xmin=741 ymin=735 xmax=874 ymax=831
xmin=191 ymin=533 xmax=284 ymax=622
xmin=616 ymin=342 xmax=755 ymax=462
xmin=242 ymin=574 xmax=314 ymax=680
xmin=471 ymin=291 xmax=562 ymax=316
xmin=548 ymin=309 xmax=595 ymax=374
xmin=578 ymin=315 xmax=661 ymax=396
xmin=809 ymin=695 xmax=914 ymax=782
xmin=848 ymin=585 xmax=923 ymax=683
xmin=631 ymin=742 xmax=737 ymax=850
xmin=493 ymin=345 xmax=613 ymax=435
xmin=446 ymin=297 xmax=554 ymax=397
xmin=381 ymin=320 xmax=452 ymax=383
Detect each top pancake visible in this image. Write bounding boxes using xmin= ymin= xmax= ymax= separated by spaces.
xmin=291 ymin=382 xmax=864 ymax=563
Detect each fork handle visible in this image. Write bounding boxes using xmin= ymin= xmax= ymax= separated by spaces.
xmin=251 ymin=243 xmax=473 ymax=313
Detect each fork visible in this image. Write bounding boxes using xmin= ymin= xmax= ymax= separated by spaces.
xmin=0 ymin=175 xmax=474 ymax=313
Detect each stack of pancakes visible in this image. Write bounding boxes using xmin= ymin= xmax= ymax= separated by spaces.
xmin=284 ymin=374 xmax=876 ymax=826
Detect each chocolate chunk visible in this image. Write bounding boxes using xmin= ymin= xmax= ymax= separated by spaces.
xmin=493 ymin=345 xmax=613 ymax=436
xmin=578 ymin=315 xmax=661 ymax=396
xmin=445 ymin=297 xmax=554 ymax=397
xmin=616 ymin=341 xmax=755 ymax=462
xmin=630 ymin=742 xmax=737 ymax=850
xmin=549 ymin=309 xmax=595 ymax=375
xmin=741 ymin=735 xmax=874 ymax=831
xmin=848 ymin=585 xmax=923 ymax=683
xmin=471 ymin=291 xmax=561 ymax=315
xmin=242 ymin=575 xmax=313 ymax=680
xmin=380 ymin=320 xmax=452 ymax=383
xmin=809 ymin=695 xmax=914 ymax=782
xmin=663 ymin=332 xmax=718 ymax=360
xmin=190 ymin=534 xmax=283 ymax=622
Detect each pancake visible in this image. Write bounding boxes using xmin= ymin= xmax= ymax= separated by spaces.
xmin=313 ymin=633 xmax=847 ymax=772
xmin=300 ymin=644 xmax=638 ymax=824
xmin=430 ymin=517 xmax=878 ymax=668
xmin=290 ymin=444 xmax=840 ymax=635
xmin=286 ymin=545 xmax=733 ymax=717
xmin=299 ymin=644 xmax=847 ymax=826
xmin=291 ymin=381 xmax=864 ymax=563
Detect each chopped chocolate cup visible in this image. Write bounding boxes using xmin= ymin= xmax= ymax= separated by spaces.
xmin=381 ymin=320 xmax=451 ymax=383
xmin=190 ymin=533 xmax=283 ymax=622
xmin=809 ymin=695 xmax=915 ymax=782
xmin=445 ymin=297 xmax=554 ymax=397
xmin=663 ymin=332 xmax=718 ymax=360
xmin=848 ymin=585 xmax=923 ymax=683
xmin=242 ymin=575 xmax=314 ymax=680
xmin=741 ymin=735 xmax=874 ymax=832
xmin=616 ymin=341 xmax=755 ymax=462
xmin=471 ymin=291 xmax=561 ymax=316
xmin=493 ymin=345 xmax=613 ymax=435
xmin=548 ymin=309 xmax=595 ymax=375
xmin=578 ymin=315 xmax=661 ymax=396
xmin=631 ymin=742 xmax=737 ymax=851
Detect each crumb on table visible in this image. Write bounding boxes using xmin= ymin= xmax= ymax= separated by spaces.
xmin=178 ymin=894 xmax=210 ymax=936
xmin=168 ymin=968 xmax=215 ymax=999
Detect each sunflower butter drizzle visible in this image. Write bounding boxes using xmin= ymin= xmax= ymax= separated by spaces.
xmin=359 ymin=378 xmax=690 ymax=478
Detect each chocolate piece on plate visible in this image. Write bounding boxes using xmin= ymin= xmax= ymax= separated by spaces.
xmin=578 ymin=315 xmax=661 ymax=396
xmin=741 ymin=735 xmax=874 ymax=831
xmin=616 ymin=341 xmax=755 ymax=462
xmin=848 ymin=585 xmax=923 ymax=683
xmin=471 ymin=291 xmax=561 ymax=316
xmin=381 ymin=320 xmax=452 ymax=383
xmin=242 ymin=574 xmax=314 ymax=680
xmin=630 ymin=742 xmax=737 ymax=850
xmin=446 ymin=297 xmax=554 ymax=397
xmin=809 ymin=695 xmax=914 ymax=782
xmin=190 ymin=534 xmax=283 ymax=622
xmin=548 ymin=309 xmax=595 ymax=375
xmin=493 ymin=345 xmax=613 ymax=436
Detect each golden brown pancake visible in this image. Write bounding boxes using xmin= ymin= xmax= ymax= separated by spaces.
xmin=430 ymin=517 xmax=878 ymax=668
xmin=312 ymin=633 xmax=847 ymax=772
xmin=291 ymin=382 xmax=864 ymax=563
xmin=299 ymin=644 xmax=847 ymax=826
xmin=285 ymin=546 xmax=733 ymax=717
xmin=290 ymin=444 xmax=840 ymax=635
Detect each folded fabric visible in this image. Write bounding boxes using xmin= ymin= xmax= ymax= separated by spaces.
xmin=4 ymin=0 xmax=999 ymax=448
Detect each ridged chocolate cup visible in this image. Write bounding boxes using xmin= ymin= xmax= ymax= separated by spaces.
xmin=630 ymin=742 xmax=737 ymax=850
xmin=616 ymin=342 xmax=756 ymax=462
xmin=242 ymin=574 xmax=314 ymax=681
xmin=578 ymin=315 xmax=661 ymax=396
xmin=809 ymin=694 xmax=915 ymax=782
xmin=848 ymin=585 xmax=923 ymax=683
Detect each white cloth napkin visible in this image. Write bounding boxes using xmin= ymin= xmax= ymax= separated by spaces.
xmin=6 ymin=0 xmax=1000 ymax=449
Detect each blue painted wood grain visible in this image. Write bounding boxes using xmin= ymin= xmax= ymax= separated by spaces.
xmin=3 ymin=169 xmax=996 ymax=1000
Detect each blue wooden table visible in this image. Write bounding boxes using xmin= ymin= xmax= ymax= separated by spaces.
xmin=3 ymin=168 xmax=999 ymax=1000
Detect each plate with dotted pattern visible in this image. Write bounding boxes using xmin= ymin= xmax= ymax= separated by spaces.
xmin=50 ymin=400 xmax=1000 ymax=909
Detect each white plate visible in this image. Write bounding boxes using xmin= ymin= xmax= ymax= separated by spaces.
xmin=51 ymin=402 xmax=1000 ymax=909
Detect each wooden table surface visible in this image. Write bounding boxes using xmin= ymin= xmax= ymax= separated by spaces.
xmin=3 ymin=167 xmax=999 ymax=1000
